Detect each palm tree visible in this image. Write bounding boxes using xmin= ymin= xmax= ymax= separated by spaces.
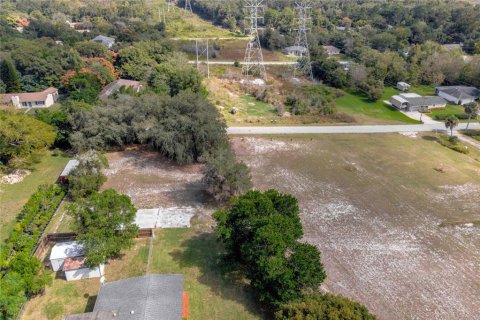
xmin=463 ymin=102 xmax=479 ymax=130
xmin=445 ymin=115 xmax=459 ymax=137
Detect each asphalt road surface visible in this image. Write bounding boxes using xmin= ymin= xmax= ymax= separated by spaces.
xmin=227 ymin=123 xmax=480 ymax=135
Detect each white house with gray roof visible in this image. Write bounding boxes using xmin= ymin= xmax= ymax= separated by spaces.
xmin=436 ymin=86 xmax=480 ymax=105
xmin=64 ymin=274 xmax=187 ymax=320
xmin=390 ymin=93 xmax=447 ymax=111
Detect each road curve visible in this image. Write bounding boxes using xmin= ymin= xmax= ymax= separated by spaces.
xmin=227 ymin=123 xmax=480 ymax=135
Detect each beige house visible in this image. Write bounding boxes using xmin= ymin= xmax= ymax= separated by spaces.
xmin=1 ymin=87 xmax=58 ymax=108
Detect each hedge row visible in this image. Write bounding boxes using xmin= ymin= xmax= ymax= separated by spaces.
xmin=0 ymin=184 xmax=65 ymax=268
xmin=433 ymin=113 xmax=469 ymax=120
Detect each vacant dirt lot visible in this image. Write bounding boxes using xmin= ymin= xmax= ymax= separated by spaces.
xmin=102 ymin=146 xmax=209 ymax=209
xmin=232 ymin=134 xmax=480 ymax=320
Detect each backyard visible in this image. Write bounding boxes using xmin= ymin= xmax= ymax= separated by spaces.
xmin=0 ymin=152 xmax=70 ymax=242
xmin=232 ymin=134 xmax=480 ymax=320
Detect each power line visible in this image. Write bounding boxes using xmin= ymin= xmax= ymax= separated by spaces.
xmin=242 ymin=0 xmax=267 ymax=80
xmin=293 ymin=0 xmax=314 ymax=80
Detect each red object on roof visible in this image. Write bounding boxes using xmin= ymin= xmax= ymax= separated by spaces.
xmin=63 ymin=256 xmax=87 ymax=271
xmin=182 ymin=292 xmax=189 ymax=319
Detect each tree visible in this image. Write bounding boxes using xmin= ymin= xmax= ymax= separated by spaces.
xmin=275 ymin=293 xmax=377 ymax=320
xmin=0 ymin=273 xmax=27 ymax=320
xmin=0 ymin=112 xmax=56 ymax=170
xmin=0 ymin=59 xmax=21 ymax=93
xmin=202 ymin=145 xmax=252 ymax=202
xmin=68 ymin=151 xmax=108 ymax=200
xmin=214 ymin=190 xmax=325 ymax=307
xmin=68 ymin=189 xmax=138 ymax=267
xmin=62 ymin=72 xmax=102 ymax=104
xmin=445 ymin=115 xmax=459 ymax=137
xmin=463 ymin=102 xmax=478 ymax=130
xmin=74 ymin=41 xmax=109 ymax=58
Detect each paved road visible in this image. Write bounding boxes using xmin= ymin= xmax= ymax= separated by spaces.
xmin=188 ymin=60 xmax=296 ymax=65
xmin=227 ymin=123 xmax=480 ymax=135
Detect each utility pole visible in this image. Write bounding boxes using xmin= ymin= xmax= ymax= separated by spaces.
xmin=158 ymin=7 xmax=166 ymax=24
xmin=242 ymin=0 xmax=267 ymax=79
xmin=167 ymin=0 xmax=176 ymax=12
xmin=195 ymin=39 xmax=210 ymax=78
xmin=184 ymin=0 xmax=193 ymax=15
xmin=293 ymin=0 xmax=313 ymax=80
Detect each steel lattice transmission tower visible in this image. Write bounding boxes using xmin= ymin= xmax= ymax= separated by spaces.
xmin=242 ymin=0 xmax=267 ymax=79
xmin=184 ymin=0 xmax=193 ymax=15
xmin=293 ymin=0 xmax=313 ymax=80
xmin=167 ymin=0 xmax=176 ymax=12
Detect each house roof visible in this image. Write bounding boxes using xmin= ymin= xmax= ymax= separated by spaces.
xmin=442 ymin=43 xmax=462 ymax=51
xmin=436 ymin=86 xmax=480 ymax=100
xmin=99 ymin=79 xmax=143 ymax=98
xmin=50 ymin=241 xmax=85 ymax=261
xmin=92 ymin=35 xmax=115 ymax=46
xmin=323 ymin=45 xmax=340 ymax=52
xmin=284 ymin=45 xmax=307 ymax=53
xmin=406 ymin=96 xmax=446 ymax=107
xmin=391 ymin=94 xmax=446 ymax=107
xmin=1 ymin=87 xmax=58 ymax=104
xmin=397 ymin=81 xmax=410 ymax=86
xmin=60 ymin=159 xmax=80 ymax=177
xmin=64 ymin=311 xmax=118 ymax=320
xmin=93 ymin=274 xmax=184 ymax=320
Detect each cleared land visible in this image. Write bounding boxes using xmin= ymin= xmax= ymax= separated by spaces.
xmin=0 ymin=152 xmax=70 ymax=242
xmin=232 ymin=134 xmax=480 ymax=320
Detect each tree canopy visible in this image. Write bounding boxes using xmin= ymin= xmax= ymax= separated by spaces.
xmin=68 ymin=189 xmax=138 ymax=267
xmin=214 ymin=190 xmax=326 ymax=306
xmin=275 ymin=293 xmax=377 ymax=320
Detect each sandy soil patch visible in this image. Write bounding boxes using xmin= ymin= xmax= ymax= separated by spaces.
xmin=1 ymin=169 xmax=31 ymax=184
xmin=232 ymin=135 xmax=480 ymax=320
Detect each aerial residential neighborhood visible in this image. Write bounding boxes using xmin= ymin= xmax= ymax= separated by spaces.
xmin=0 ymin=1 xmax=480 ymax=320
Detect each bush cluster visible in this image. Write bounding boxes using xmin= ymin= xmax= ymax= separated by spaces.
xmin=0 ymin=185 xmax=65 ymax=319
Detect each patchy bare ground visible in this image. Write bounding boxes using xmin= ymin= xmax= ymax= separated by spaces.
xmin=232 ymin=134 xmax=480 ymax=320
xmin=102 ymin=146 xmax=208 ymax=208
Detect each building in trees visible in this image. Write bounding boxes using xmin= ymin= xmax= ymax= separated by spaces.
xmin=436 ymin=86 xmax=480 ymax=105
xmin=1 ymin=87 xmax=58 ymax=108
xmin=322 ymin=45 xmax=341 ymax=56
xmin=99 ymin=79 xmax=144 ymax=98
xmin=92 ymin=35 xmax=115 ymax=48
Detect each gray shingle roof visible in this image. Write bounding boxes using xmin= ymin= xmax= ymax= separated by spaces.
xmin=93 ymin=274 xmax=184 ymax=320
xmin=92 ymin=35 xmax=115 ymax=47
xmin=436 ymin=86 xmax=480 ymax=100
xmin=405 ymin=96 xmax=446 ymax=108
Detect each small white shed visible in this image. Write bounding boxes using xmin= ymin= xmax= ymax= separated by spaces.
xmin=49 ymin=241 xmax=86 ymax=271
xmin=63 ymin=256 xmax=105 ymax=281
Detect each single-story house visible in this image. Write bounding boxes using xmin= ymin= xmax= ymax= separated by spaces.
xmin=59 ymin=159 xmax=80 ymax=184
xmin=92 ymin=35 xmax=115 ymax=48
xmin=99 ymin=79 xmax=144 ymax=98
xmin=323 ymin=45 xmax=341 ymax=56
xmin=1 ymin=87 xmax=58 ymax=108
xmin=396 ymin=82 xmax=411 ymax=92
xmin=50 ymin=241 xmax=86 ymax=271
xmin=64 ymin=274 xmax=188 ymax=320
xmin=335 ymin=26 xmax=346 ymax=31
xmin=390 ymin=93 xmax=447 ymax=111
xmin=63 ymin=256 xmax=105 ymax=281
xmin=283 ymin=45 xmax=308 ymax=57
xmin=436 ymin=86 xmax=480 ymax=105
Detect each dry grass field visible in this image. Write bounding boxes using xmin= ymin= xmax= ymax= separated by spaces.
xmin=232 ymin=134 xmax=480 ymax=320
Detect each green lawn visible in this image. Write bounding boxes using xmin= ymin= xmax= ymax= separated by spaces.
xmin=0 ymin=152 xmax=70 ymax=242
xmin=149 ymin=226 xmax=263 ymax=320
xmin=336 ymin=87 xmax=421 ymax=124
xmin=429 ymin=104 xmax=467 ymax=121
